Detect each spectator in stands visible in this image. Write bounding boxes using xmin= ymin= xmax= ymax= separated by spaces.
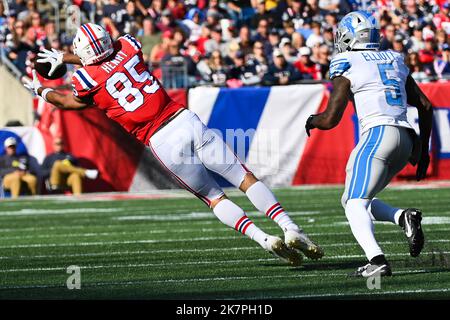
xmin=409 ymin=25 xmax=426 ymax=53
xmin=405 ymin=51 xmax=431 ymax=82
xmin=282 ymin=0 xmax=306 ymax=30
xmin=147 ymin=0 xmax=164 ymax=23
xmin=294 ymin=46 xmax=320 ymax=80
xmin=266 ymin=28 xmax=280 ymax=61
xmin=150 ymin=30 xmax=172 ymax=64
xmin=161 ymin=40 xmax=197 ymax=87
xmin=419 ymin=37 xmax=438 ymax=77
xmin=263 ymin=48 xmax=303 ymax=85
xmin=252 ymin=18 xmax=270 ymax=44
xmin=393 ymin=34 xmax=408 ymax=55
xmin=102 ymin=0 xmax=128 ymax=36
xmin=317 ymin=43 xmax=330 ymax=79
xmin=279 ymin=37 xmax=297 ymax=64
xmin=318 ymin=0 xmax=340 ymax=14
xmin=9 ymin=26 xmax=39 ymax=74
xmin=41 ymin=138 xmax=98 ymax=195
xmin=157 ymin=8 xmax=178 ymax=34
xmin=227 ymin=49 xmax=262 ymax=87
xmin=182 ymin=7 xmax=203 ymax=42
xmin=305 ymin=21 xmax=324 ymax=48
xmin=0 ymin=137 xmax=37 ymax=198
xmin=380 ymin=24 xmax=395 ymax=51
xmin=434 ymin=43 xmax=450 ymax=80
xmin=251 ymin=0 xmax=274 ymax=29
xmin=249 ymin=40 xmax=269 ymax=76
xmin=204 ymin=26 xmax=228 ymax=55
xmin=138 ymin=17 xmax=160 ymax=64
xmin=226 ymin=0 xmax=255 ymax=27
xmin=237 ymin=25 xmax=253 ymax=56
xmin=197 ymin=49 xmax=228 ymax=86
xmin=291 ymin=31 xmax=305 ymax=51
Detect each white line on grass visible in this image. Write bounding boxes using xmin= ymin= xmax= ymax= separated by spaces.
xmin=0 ymin=269 xmax=443 ymax=291
xmin=0 ymin=237 xmax=448 ymax=250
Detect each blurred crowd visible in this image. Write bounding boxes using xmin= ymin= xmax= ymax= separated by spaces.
xmin=1 ymin=0 xmax=450 ymax=88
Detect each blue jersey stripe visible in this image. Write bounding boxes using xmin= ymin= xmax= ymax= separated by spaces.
xmin=76 ymin=70 xmax=93 ymax=89
xmin=359 ymin=126 xmax=385 ymax=198
xmin=348 ymin=128 xmax=375 ymax=199
xmin=349 ymin=126 xmax=383 ymax=199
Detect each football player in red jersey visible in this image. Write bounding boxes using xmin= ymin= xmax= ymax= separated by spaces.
xmin=24 ymin=23 xmax=323 ymax=266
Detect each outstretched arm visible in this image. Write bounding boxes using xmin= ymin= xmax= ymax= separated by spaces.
xmin=405 ymin=74 xmax=433 ymax=180
xmin=23 ymin=70 xmax=89 ymax=110
xmin=305 ymin=76 xmax=351 ymax=135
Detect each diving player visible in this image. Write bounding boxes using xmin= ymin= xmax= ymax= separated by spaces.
xmin=305 ymin=11 xmax=433 ymax=277
xmin=24 ymin=23 xmax=324 ymax=266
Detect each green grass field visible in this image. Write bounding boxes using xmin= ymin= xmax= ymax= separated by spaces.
xmin=0 ymin=186 xmax=449 ymax=300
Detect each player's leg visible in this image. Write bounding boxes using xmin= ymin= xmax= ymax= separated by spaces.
xmin=190 ymin=111 xmax=322 ymax=259
xmin=342 ymin=126 xmax=391 ymax=277
xmin=367 ymin=127 xmax=423 ymax=257
xmin=149 ymin=110 xmax=302 ymax=265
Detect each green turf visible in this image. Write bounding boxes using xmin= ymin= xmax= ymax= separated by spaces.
xmin=0 ymin=187 xmax=449 ymax=299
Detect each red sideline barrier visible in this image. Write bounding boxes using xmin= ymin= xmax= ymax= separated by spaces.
xmin=35 ymin=88 xmax=187 ymax=192
xmin=294 ymin=82 xmax=450 ymax=185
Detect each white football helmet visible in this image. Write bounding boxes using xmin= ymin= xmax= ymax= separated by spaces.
xmin=335 ymin=11 xmax=380 ymax=53
xmin=73 ymin=23 xmax=114 ymax=66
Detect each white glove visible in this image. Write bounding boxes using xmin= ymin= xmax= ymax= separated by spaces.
xmin=23 ymin=70 xmax=42 ymax=95
xmin=37 ymin=48 xmax=64 ymax=76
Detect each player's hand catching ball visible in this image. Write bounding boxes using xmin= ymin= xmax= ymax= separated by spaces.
xmin=37 ymin=48 xmax=64 ymax=77
xmin=23 ymin=70 xmax=42 ymax=95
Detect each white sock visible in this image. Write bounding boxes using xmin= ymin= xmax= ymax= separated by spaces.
xmin=345 ymin=199 xmax=384 ymax=261
xmin=369 ymin=198 xmax=403 ymax=225
xmin=245 ymin=181 xmax=299 ymax=232
xmin=213 ymin=199 xmax=267 ymax=247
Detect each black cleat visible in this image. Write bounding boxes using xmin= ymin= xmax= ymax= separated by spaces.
xmin=348 ymin=262 xmax=392 ymax=278
xmin=400 ymin=208 xmax=425 ymax=257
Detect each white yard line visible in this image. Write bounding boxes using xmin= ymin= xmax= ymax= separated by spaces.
xmin=0 ymin=236 xmax=449 ymax=250
xmin=1 ymin=269 xmax=447 ymax=292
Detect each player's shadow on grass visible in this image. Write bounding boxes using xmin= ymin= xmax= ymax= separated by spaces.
xmin=260 ymin=260 xmax=363 ymax=271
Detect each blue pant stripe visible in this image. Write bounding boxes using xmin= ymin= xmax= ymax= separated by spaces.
xmin=358 ymin=126 xmax=385 ymax=198
xmin=349 ymin=126 xmax=382 ymax=199
xmin=348 ymin=128 xmax=374 ymax=199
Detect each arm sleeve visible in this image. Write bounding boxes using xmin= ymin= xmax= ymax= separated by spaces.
xmin=71 ymin=68 xmax=98 ymax=102
xmin=329 ymin=53 xmax=352 ymax=80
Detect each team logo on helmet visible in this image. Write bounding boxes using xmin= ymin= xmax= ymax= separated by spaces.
xmin=335 ymin=11 xmax=380 ymax=53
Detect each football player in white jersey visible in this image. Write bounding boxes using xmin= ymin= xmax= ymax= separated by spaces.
xmin=305 ymin=11 xmax=433 ymax=277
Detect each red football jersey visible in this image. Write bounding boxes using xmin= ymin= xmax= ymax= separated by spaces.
xmin=71 ymin=34 xmax=184 ymax=144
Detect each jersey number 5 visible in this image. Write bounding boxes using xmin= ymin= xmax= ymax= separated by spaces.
xmin=377 ymin=63 xmax=402 ymax=107
xmin=106 ymin=55 xmax=160 ymax=111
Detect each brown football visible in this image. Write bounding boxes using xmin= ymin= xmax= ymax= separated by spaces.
xmin=34 ymin=60 xmax=67 ymax=80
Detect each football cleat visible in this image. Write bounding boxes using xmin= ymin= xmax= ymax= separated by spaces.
xmin=263 ymin=235 xmax=303 ymax=267
xmin=348 ymin=262 xmax=392 ymax=278
xmin=285 ymin=229 xmax=324 ymax=260
xmin=400 ymin=208 xmax=425 ymax=257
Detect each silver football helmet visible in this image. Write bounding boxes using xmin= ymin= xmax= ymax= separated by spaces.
xmin=335 ymin=11 xmax=380 ymax=53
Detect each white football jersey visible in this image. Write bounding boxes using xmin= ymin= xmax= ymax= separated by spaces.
xmin=329 ymin=50 xmax=413 ymax=134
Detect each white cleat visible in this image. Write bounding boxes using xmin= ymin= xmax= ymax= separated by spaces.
xmin=263 ymin=235 xmax=303 ymax=267
xmin=285 ymin=229 xmax=324 ymax=260
xmin=85 ymin=169 xmax=99 ymax=180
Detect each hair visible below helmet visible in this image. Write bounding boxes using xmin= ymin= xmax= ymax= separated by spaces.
xmin=73 ymin=23 xmax=114 ymax=66
xmin=335 ymin=11 xmax=380 ymax=53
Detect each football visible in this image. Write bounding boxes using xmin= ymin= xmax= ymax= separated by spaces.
xmin=34 ymin=60 xmax=67 ymax=80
